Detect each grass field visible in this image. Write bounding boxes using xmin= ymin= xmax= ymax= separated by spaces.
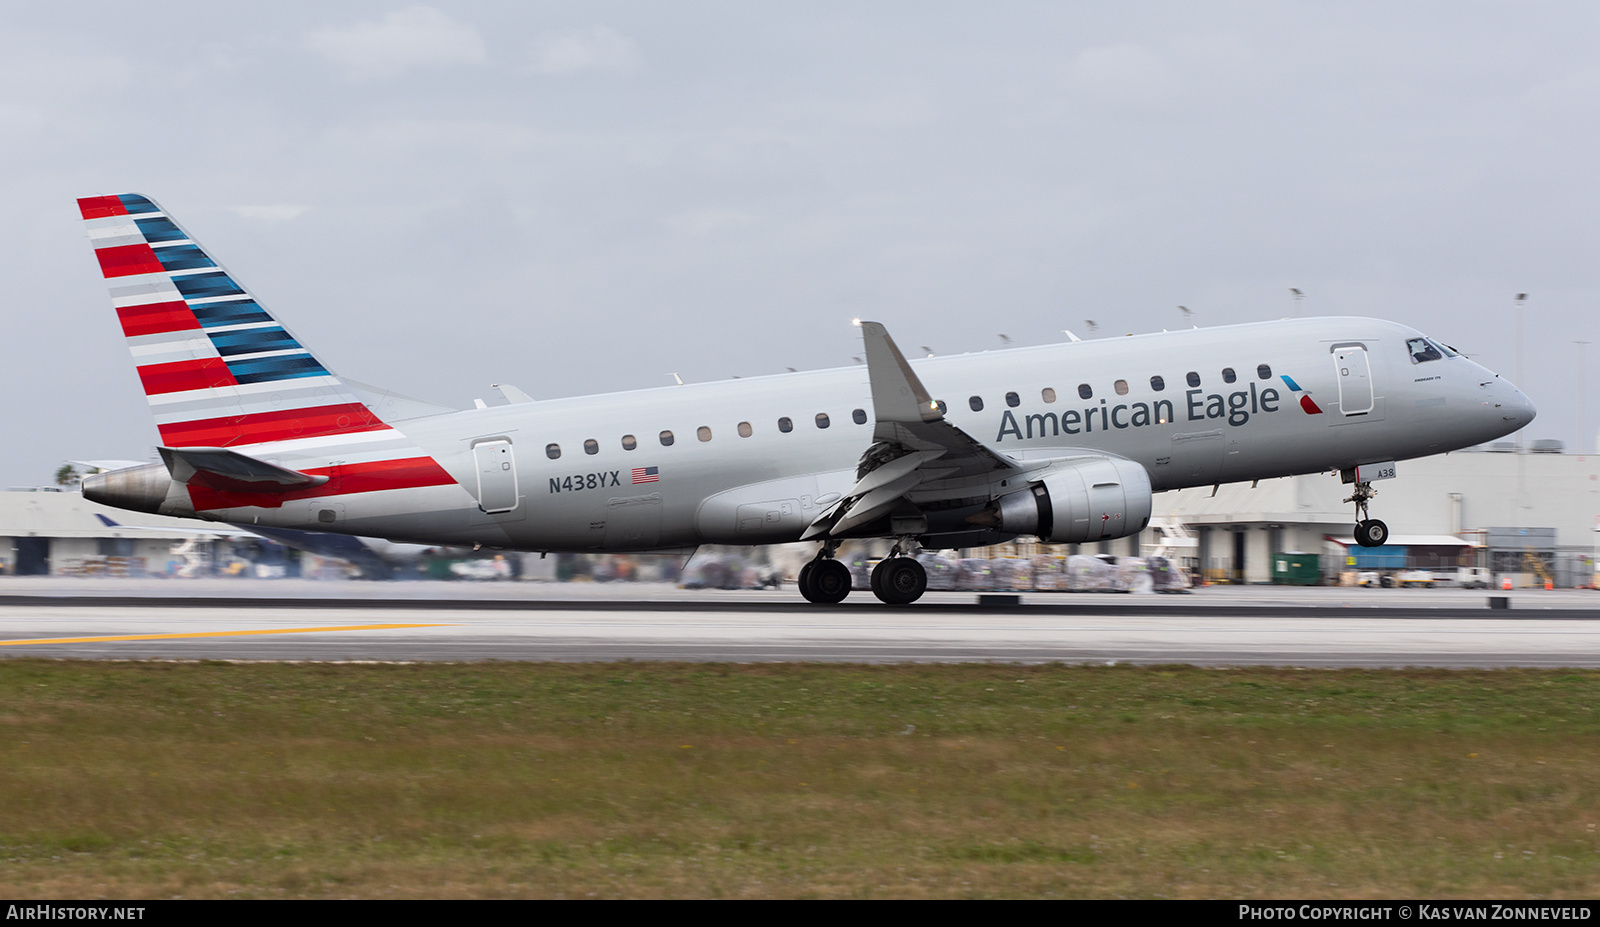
xmin=1 ymin=660 xmax=1597 ymax=898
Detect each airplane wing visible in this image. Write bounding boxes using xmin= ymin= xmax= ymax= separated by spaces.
xmin=803 ymin=321 xmax=1027 ymax=538
xmin=94 ymin=512 xmax=259 ymax=539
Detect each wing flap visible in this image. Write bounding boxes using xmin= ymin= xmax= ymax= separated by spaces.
xmin=805 ymin=321 xmax=1026 ymax=539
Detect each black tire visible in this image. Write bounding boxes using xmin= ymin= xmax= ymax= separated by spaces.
xmin=870 ymin=559 xmax=888 ymax=600
xmin=797 ymin=561 xmax=818 ymax=603
xmin=874 ymin=558 xmax=928 ymax=605
xmin=1364 ymin=519 xmax=1389 ymax=547
xmin=809 ymin=559 xmax=852 ymax=604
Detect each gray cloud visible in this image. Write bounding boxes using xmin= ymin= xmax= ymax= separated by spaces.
xmin=2 ymin=2 xmax=1597 ymax=486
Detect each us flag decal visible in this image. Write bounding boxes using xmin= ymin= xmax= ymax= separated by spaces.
xmin=632 ymin=466 xmax=659 ymax=484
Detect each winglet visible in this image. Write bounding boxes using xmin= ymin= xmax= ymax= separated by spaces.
xmin=860 ymin=321 xmax=943 ymax=424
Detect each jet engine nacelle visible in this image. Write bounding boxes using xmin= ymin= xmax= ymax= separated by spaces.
xmin=992 ymin=457 xmax=1152 ymax=544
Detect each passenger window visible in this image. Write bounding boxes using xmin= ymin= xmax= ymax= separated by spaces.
xmin=1186 ymin=371 xmax=1201 ymax=388
xmin=1407 ymin=338 xmax=1443 ymax=364
xmin=1222 ymin=368 xmax=1237 ymax=384
xmin=545 ymin=443 xmax=561 ymax=460
xmin=852 ymin=408 xmax=867 ymax=425
xmin=1078 ymin=383 xmax=1092 ymax=400
xmin=738 ymin=421 xmax=753 ymax=437
xmin=697 ymin=426 xmax=712 ymax=442
xmin=815 ymin=412 xmax=830 ymax=429
xmin=1150 ymin=375 xmax=1165 ymax=392
xmin=1114 ymin=379 xmax=1129 ymax=396
xmin=621 ymin=434 xmax=637 ymax=451
xmin=659 ymin=430 xmax=675 ymax=446
xmin=1005 ymin=392 xmax=1020 ymax=407
xmin=583 ymin=439 xmax=599 ymax=456
xmin=969 ymin=396 xmax=984 ymax=412
xmin=1257 ymin=364 xmax=1272 ymax=380
xmin=778 ymin=417 xmax=793 ymax=433
xmin=1041 ymin=388 xmax=1056 ymax=404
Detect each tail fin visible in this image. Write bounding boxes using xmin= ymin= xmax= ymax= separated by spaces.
xmin=79 ymin=194 xmax=389 ymax=448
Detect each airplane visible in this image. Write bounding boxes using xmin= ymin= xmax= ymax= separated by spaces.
xmin=77 ymin=193 xmax=1536 ymax=604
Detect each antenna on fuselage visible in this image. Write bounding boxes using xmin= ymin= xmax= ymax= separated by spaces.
xmin=1062 ymin=329 xmax=1082 ymax=343
xmin=1084 ymin=320 xmax=1099 ymax=335
xmin=668 ymin=373 xmax=684 ymax=386
xmin=1178 ymin=305 xmax=1193 ymax=328
xmin=1289 ymin=288 xmax=1303 ymax=317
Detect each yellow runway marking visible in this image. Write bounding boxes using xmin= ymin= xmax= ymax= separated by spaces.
xmin=0 ymin=624 xmax=452 ymax=647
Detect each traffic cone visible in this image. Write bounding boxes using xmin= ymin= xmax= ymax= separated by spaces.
xmin=1502 ymin=577 xmax=1513 ymax=591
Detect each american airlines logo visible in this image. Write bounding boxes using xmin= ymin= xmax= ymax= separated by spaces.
xmin=993 ymin=378 xmax=1311 ymax=443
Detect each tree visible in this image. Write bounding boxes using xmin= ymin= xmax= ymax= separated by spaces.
xmin=54 ymin=464 xmax=81 ymax=487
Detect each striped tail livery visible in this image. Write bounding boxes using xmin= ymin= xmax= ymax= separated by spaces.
xmin=79 ymin=194 xmax=462 ymax=524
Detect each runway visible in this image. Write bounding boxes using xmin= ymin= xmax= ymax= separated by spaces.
xmin=1 ymin=579 xmax=1599 ymax=666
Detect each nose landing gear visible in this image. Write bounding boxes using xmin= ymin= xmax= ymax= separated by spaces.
xmin=1345 ymin=481 xmax=1389 ymax=547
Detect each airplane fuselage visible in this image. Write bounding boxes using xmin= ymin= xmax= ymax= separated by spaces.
xmin=165 ymin=316 xmax=1528 ymax=552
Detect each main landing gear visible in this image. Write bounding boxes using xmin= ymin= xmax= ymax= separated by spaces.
xmin=797 ymin=539 xmax=930 ymax=605
xmin=798 ymin=542 xmax=852 ymax=604
xmin=870 ymin=543 xmax=927 ymax=606
xmin=1344 ymin=481 xmax=1389 ymax=548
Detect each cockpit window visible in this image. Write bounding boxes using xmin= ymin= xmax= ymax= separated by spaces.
xmin=1407 ymin=338 xmax=1443 ymax=364
xmin=1434 ymin=340 xmax=1459 ymax=357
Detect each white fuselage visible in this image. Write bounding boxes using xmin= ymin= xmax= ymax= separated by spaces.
xmin=195 ymin=317 xmax=1531 ymax=552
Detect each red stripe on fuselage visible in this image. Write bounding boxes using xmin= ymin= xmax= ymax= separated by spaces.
xmin=95 ymin=243 xmax=166 ymax=278
xmin=158 ymin=403 xmax=391 ymax=448
xmin=186 ymin=456 xmax=459 ymax=511
xmin=136 ymin=357 xmax=238 ymax=395
xmin=78 ymin=196 xmax=129 ymax=220
xmin=117 ymin=301 xmax=200 ymax=338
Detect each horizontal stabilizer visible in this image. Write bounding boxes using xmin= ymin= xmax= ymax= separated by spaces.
xmin=158 ymin=446 xmax=330 ymax=494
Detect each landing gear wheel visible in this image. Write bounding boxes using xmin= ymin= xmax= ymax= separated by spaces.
xmin=797 ymin=561 xmax=819 ymax=602
xmin=808 ymin=559 xmax=852 ymax=604
xmin=1355 ymin=519 xmax=1389 ymax=548
xmin=872 ymin=557 xmax=927 ymax=605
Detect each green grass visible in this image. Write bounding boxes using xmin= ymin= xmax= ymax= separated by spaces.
xmin=0 ymin=661 xmax=1597 ymax=898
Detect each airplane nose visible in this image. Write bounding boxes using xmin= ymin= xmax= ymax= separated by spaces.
xmin=1503 ymin=384 xmax=1537 ymax=429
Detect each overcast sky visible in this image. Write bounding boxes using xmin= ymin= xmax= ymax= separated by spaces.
xmin=5 ymin=2 xmax=1597 ymax=485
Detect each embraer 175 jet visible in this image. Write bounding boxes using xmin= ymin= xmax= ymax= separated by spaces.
xmin=79 ymin=194 xmax=1535 ymax=604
